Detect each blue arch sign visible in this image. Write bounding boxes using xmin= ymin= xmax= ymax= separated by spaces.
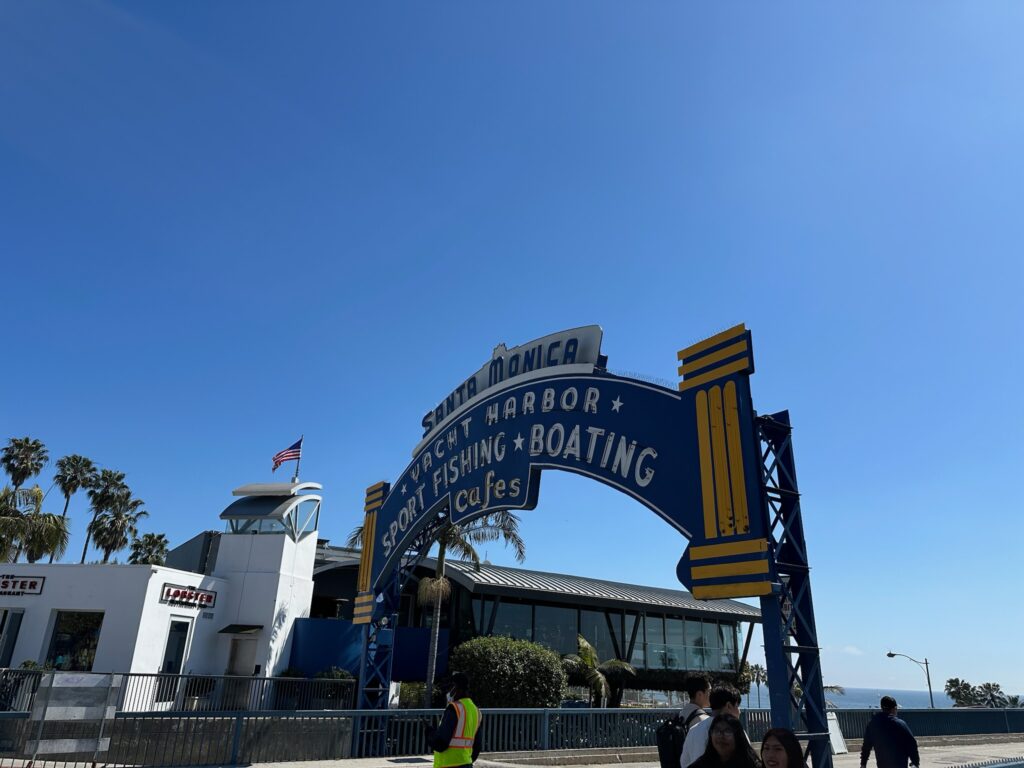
xmin=353 ymin=323 xmax=773 ymax=626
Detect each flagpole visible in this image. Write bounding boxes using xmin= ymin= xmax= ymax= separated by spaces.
xmin=292 ymin=435 xmax=303 ymax=483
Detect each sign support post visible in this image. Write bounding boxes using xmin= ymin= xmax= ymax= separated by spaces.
xmin=759 ymin=411 xmax=831 ymax=768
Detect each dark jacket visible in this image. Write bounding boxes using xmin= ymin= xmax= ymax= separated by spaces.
xmin=427 ymin=700 xmax=483 ymax=766
xmin=689 ymin=749 xmax=761 ymax=768
xmin=860 ymin=711 xmax=920 ymax=768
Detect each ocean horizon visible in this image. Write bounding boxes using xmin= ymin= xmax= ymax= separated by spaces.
xmin=745 ymin=685 xmax=957 ymax=709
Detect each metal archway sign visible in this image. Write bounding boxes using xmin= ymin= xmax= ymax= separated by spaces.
xmin=353 ymin=324 xmax=832 ymax=768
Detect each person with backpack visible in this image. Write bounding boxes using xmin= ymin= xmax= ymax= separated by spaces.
xmin=680 ymin=675 xmax=712 ymax=732
xmin=680 ymin=685 xmax=746 ymax=768
xmin=657 ymin=676 xmax=710 ymax=768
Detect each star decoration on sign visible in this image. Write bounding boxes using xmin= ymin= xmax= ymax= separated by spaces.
xmin=513 ymin=433 xmax=524 ymax=451
xmin=400 ymin=483 xmax=407 ymax=495
xmin=611 ymin=396 xmax=623 ymax=413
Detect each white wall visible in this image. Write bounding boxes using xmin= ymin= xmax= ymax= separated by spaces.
xmin=0 ymin=564 xmax=227 ymax=674
xmin=212 ymin=530 xmax=317 ymax=676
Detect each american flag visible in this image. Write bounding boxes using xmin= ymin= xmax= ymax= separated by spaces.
xmin=272 ymin=438 xmax=303 ymax=472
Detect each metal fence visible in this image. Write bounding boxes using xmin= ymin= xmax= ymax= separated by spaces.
xmin=0 ymin=699 xmax=1022 ymax=766
xmin=117 ymin=673 xmax=356 ymax=713
xmin=104 ymin=707 xmax=1024 ymax=765
xmin=0 ymin=670 xmax=355 ymax=714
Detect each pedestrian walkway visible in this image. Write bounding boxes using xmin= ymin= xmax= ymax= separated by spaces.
xmin=207 ymin=737 xmax=1024 ymax=768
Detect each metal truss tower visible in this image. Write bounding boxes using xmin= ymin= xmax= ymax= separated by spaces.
xmin=758 ymin=411 xmax=832 ymax=768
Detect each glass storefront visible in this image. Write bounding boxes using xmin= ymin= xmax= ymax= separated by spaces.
xmin=534 ymin=604 xmax=577 ymax=655
xmin=491 ymin=601 xmax=532 ymax=641
xmin=45 ymin=611 xmax=104 ymax=671
xmin=459 ymin=596 xmax=740 ymax=673
xmin=579 ymin=609 xmax=615 ymax=662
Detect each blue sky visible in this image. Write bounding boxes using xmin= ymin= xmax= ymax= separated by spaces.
xmin=2 ymin=2 xmax=1022 ymax=693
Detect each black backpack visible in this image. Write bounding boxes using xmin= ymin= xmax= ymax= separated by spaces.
xmin=656 ymin=709 xmax=704 ymax=768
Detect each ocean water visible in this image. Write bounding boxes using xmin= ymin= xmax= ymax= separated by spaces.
xmin=745 ymin=685 xmax=957 ymax=709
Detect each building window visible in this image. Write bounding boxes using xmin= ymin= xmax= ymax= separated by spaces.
xmin=685 ymin=619 xmax=708 ymax=670
xmin=625 ymin=613 xmax=644 ymax=667
xmin=46 ymin=611 xmax=104 ymax=672
xmin=580 ymin=609 xmax=615 ymax=662
xmin=644 ymin=614 xmax=667 ymax=669
xmin=703 ymin=620 xmax=723 ymax=670
xmin=719 ymin=623 xmax=737 ymax=670
xmin=534 ymin=604 xmax=577 ymax=655
xmin=492 ymin=601 xmax=532 ymax=641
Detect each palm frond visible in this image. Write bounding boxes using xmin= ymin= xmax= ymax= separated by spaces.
xmin=346 ymin=525 xmax=364 ymax=549
xmin=583 ymin=668 xmax=609 ymax=699
xmin=576 ymin=634 xmax=601 ymax=668
xmin=444 ymin=535 xmax=480 ymax=566
xmin=598 ymin=659 xmax=637 ymax=679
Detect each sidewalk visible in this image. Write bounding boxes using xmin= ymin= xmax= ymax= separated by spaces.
xmin=305 ymin=736 xmax=1024 ymax=768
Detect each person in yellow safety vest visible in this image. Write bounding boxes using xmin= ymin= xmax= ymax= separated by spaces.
xmin=426 ymin=671 xmax=483 ymax=768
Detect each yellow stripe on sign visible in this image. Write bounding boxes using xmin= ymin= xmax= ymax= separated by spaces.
xmin=693 ymin=581 xmax=773 ymax=599
xmin=691 ymin=559 xmax=770 ymax=580
xmin=365 ymin=487 xmax=386 ymax=501
xmin=678 ymin=339 xmax=749 ymax=376
xmin=357 ymin=510 xmax=377 ymax=592
xmin=677 ymin=324 xmax=747 ymax=362
xmin=366 ymin=480 xmax=388 ymax=492
xmin=708 ymin=386 xmax=735 ymax=537
xmin=678 ymin=358 xmax=752 ymax=392
xmin=695 ymin=389 xmax=718 ymax=539
xmin=363 ymin=500 xmax=382 ymax=513
xmin=723 ymin=381 xmax=750 ymax=535
xmin=689 ymin=538 xmax=768 ymax=560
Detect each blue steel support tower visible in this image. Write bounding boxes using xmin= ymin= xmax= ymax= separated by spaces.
xmin=758 ymin=411 xmax=831 ymax=768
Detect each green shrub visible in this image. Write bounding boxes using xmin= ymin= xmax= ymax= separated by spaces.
xmin=450 ymin=636 xmax=566 ymax=708
xmin=314 ymin=666 xmax=354 ymax=680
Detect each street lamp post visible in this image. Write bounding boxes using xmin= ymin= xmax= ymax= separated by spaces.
xmin=887 ymin=651 xmax=935 ymax=708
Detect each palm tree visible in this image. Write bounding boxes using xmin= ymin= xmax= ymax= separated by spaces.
xmin=945 ymin=678 xmax=980 ymax=707
xmin=129 ymin=533 xmax=169 ymax=565
xmin=975 ymin=682 xmax=1009 ymax=708
xmin=90 ymin=496 xmax=147 ymax=563
xmin=51 ymin=455 xmax=98 ymax=563
xmin=23 ymin=508 xmax=70 ymax=563
xmin=563 ymin=634 xmax=636 ymax=707
xmin=0 ymin=488 xmax=21 ymax=561
xmin=1 ymin=437 xmax=49 ymax=501
xmin=750 ymin=663 xmax=767 ymax=707
xmin=347 ymin=509 xmax=527 ymax=707
xmin=82 ymin=469 xmax=129 ymax=563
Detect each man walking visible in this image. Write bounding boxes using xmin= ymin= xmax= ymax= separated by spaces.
xmin=861 ymin=696 xmax=920 ymax=768
xmin=427 ymin=672 xmax=483 ymax=768
xmin=680 ymin=685 xmax=744 ymax=768
xmin=679 ymin=675 xmax=711 ymax=731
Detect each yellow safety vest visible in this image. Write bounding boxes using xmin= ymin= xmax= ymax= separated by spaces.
xmin=434 ymin=697 xmax=481 ymax=768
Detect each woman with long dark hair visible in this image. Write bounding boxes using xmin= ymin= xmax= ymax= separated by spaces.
xmin=760 ymin=728 xmax=807 ymax=768
xmin=690 ymin=714 xmax=761 ymax=768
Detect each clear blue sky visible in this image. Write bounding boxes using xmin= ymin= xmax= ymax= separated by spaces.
xmin=2 ymin=2 xmax=1022 ymax=694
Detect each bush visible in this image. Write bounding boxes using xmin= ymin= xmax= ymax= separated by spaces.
xmin=314 ymin=666 xmax=354 ymax=680
xmin=450 ymin=636 xmax=566 ymax=708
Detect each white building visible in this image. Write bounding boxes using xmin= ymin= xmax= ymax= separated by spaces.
xmin=0 ymin=482 xmax=320 ymax=679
